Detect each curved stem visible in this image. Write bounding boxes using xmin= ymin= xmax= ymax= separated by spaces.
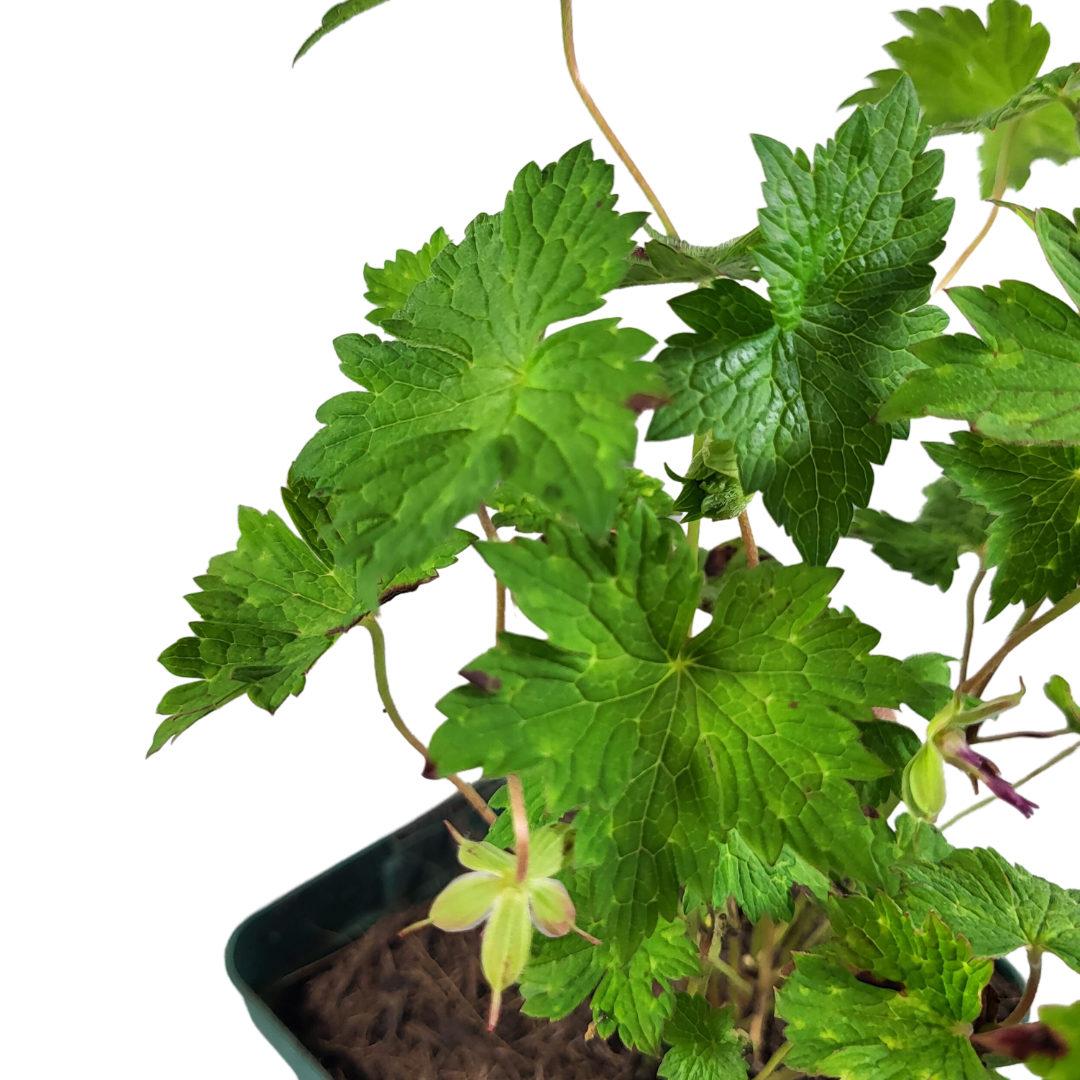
xmin=968 ymin=600 xmax=1042 ymax=700
xmin=360 ymin=616 xmax=496 ymax=825
xmin=958 ymin=562 xmax=987 ymax=690
xmin=1002 ymin=949 xmax=1042 ymax=1028
xmin=738 ymin=509 xmax=760 ymax=569
xmin=507 ymin=773 xmax=529 ymax=882
xmin=560 ymin=0 xmax=678 ymax=236
xmin=962 ymin=589 xmax=1080 ymax=697
xmin=940 ymin=741 xmax=1079 ymax=830
xmin=935 ymin=119 xmax=1017 ymax=293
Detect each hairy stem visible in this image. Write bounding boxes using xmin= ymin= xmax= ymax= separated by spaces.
xmin=559 ymin=0 xmax=678 ymax=236
xmin=685 ymin=433 xmax=705 ymax=555
xmin=507 ymin=773 xmax=529 ymax=882
xmin=1002 ymin=949 xmax=1042 ymax=1028
xmin=958 ymin=561 xmax=987 ymax=690
xmin=360 ymin=616 xmax=496 ymax=825
xmin=738 ymin=509 xmax=760 ymax=569
xmin=935 ymin=120 xmax=1017 ymax=293
xmin=941 ymin=742 xmax=1079 ymax=830
xmin=962 ymin=589 xmax=1080 ymax=698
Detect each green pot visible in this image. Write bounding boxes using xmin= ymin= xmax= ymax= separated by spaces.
xmin=225 ymin=781 xmax=499 ymax=1080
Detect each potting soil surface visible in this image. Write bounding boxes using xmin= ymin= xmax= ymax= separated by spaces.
xmin=279 ymin=903 xmax=659 ymax=1080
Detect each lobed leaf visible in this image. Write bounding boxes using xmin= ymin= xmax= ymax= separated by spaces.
xmin=293 ymin=142 xmax=663 ymax=606
xmin=778 ymin=893 xmax=993 ymax=1080
xmin=618 ymin=225 xmax=761 ymax=289
xmin=925 ymin=433 xmax=1080 ymax=616
xmin=658 ymin=995 xmax=747 ymax=1080
xmin=849 ymin=475 xmax=992 ymax=591
xmin=363 ymin=227 xmax=451 ymax=327
xmin=432 ymin=504 xmax=933 ymax=954
xmin=151 ymin=475 xmax=472 ymax=754
xmin=647 ymin=77 xmax=952 ymax=564
xmin=900 ymin=846 xmax=1080 ymax=972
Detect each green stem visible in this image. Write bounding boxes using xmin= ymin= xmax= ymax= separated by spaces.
xmin=962 ymin=589 xmax=1080 ymax=697
xmin=972 ymin=728 xmax=1071 ymax=744
xmin=559 ymin=0 xmax=678 ymax=236
xmin=935 ymin=119 xmax=1017 ymax=293
xmin=476 ymin=503 xmax=506 ymax=640
xmin=1002 ymin=949 xmax=1042 ymax=1028
xmin=756 ymin=1042 xmax=792 ymax=1080
xmin=958 ymin=561 xmax=987 ymax=690
xmin=360 ymin=616 xmax=496 ymax=824
xmin=940 ymin=742 xmax=1080 ymax=830
xmin=686 ymin=433 xmax=705 ymax=554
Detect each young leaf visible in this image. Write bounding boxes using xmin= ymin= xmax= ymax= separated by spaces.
xmin=520 ymin=907 xmax=699 ymax=1055
xmin=849 ymin=476 xmax=992 ymax=591
xmin=647 ymin=76 xmax=952 ymax=564
xmin=777 ymin=894 xmax=994 ymax=1080
xmin=292 ymin=142 xmax=663 ymax=606
xmin=432 ymin=504 xmax=931 ymax=954
xmin=363 ymin=228 xmax=451 ymax=327
xmin=842 ymin=1 xmax=1077 ymax=195
xmin=658 ymin=995 xmax=747 ymax=1080
xmin=1045 ymin=675 xmax=1080 ymax=734
xmin=151 ymin=476 xmax=473 ymax=754
xmin=713 ymin=830 xmax=829 ymax=923
xmin=900 ymin=847 xmax=1080 ymax=972
xmin=667 ymin=436 xmax=751 ymax=523
xmin=925 ymin=433 xmax=1080 ymax=616
xmin=294 ymin=0 xmax=393 ymax=64
xmin=489 ymin=468 xmax=674 ymax=535
xmin=617 ymin=225 xmax=761 ymax=288
xmin=881 ymin=281 xmax=1080 ymax=443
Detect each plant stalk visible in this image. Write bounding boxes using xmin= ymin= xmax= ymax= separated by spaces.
xmin=962 ymin=589 xmax=1080 ymax=697
xmin=940 ymin=741 xmax=1079 ymax=830
xmin=739 ymin=509 xmax=760 ymax=569
xmin=507 ymin=773 xmax=529 ymax=882
xmin=756 ymin=1042 xmax=793 ymax=1080
xmin=972 ymin=728 xmax=1071 ymax=744
xmin=477 ymin=503 xmax=507 ymax=639
xmin=360 ymin=616 xmax=496 ymax=824
xmin=559 ymin=0 xmax=678 ymax=236
xmin=958 ymin=561 xmax=987 ymax=690
xmin=1001 ymin=949 xmax=1042 ymax=1027
xmin=935 ymin=119 xmax=1017 ymax=293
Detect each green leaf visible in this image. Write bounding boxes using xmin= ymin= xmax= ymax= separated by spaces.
xmin=881 ymin=280 xmax=1080 ymax=443
xmin=697 ymin=539 xmax=777 ymax=615
xmin=900 ymin=847 xmax=1080 ymax=972
xmin=293 ymin=142 xmax=663 ymax=606
xmin=777 ymin=893 xmax=993 ymax=1080
xmin=849 ymin=476 xmax=992 ymax=591
xmin=151 ymin=476 xmax=473 ymax=754
xmin=713 ymin=830 xmax=829 ymax=923
xmin=432 ymin=503 xmax=931 ymax=954
xmin=489 ymin=467 xmax=674 ymax=535
xmin=925 ymin=433 xmax=1080 ymax=616
xmin=854 ymin=717 xmax=924 ymax=812
xmin=1027 ymin=1001 xmax=1080 ymax=1078
xmin=978 ymin=102 xmax=1080 ymax=198
xmin=658 ymin=995 xmax=747 ymax=1080
xmin=647 ymin=77 xmax=952 ymax=564
xmin=900 ymin=651 xmax=957 ymax=719
xmin=1045 ymin=675 xmax=1080 ymax=734
xmin=1036 ymin=207 xmax=1080 ymax=310
xmin=363 ymin=228 xmax=451 ymax=327
xmin=933 ymin=63 xmax=1080 ymax=135
xmin=294 ymin=0 xmax=393 ymax=64
xmin=520 ymin=905 xmax=699 ymax=1055
xmin=617 ymin=225 xmax=761 ymax=289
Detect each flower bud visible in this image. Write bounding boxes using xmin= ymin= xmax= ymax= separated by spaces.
xmin=902 ymin=740 xmax=947 ymax=823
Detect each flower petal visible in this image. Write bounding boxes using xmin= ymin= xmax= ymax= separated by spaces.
xmin=430 ymin=872 xmax=502 ymax=932
xmin=528 ymin=877 xmax=575 ymax=937
xmin=481 ymin=888 xmax=533 ymax=995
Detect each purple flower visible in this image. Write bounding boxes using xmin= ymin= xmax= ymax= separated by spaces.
xmin=939 ymin=731 xmax=1039 ymax=819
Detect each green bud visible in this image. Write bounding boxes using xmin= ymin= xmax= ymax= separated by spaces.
xmin=1046 ymin=675 xmax=1080 ymax=734
xmin=902 ymin=740 xmax=948 ymax=823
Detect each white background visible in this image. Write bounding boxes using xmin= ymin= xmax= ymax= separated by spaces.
xmin=4 ymin=1 xmax=1080 ymax=1076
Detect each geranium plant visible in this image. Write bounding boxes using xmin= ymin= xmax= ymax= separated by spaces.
xmin=153 ymin=1 xmax=1080 ymax=1076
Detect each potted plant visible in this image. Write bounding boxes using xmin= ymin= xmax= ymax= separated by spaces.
xmin=153 ymin=1 xmax=1080 ymax=1076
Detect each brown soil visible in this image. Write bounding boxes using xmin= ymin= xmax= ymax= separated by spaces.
xmin=279 ymin=904 xmax=660 ymax=1080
